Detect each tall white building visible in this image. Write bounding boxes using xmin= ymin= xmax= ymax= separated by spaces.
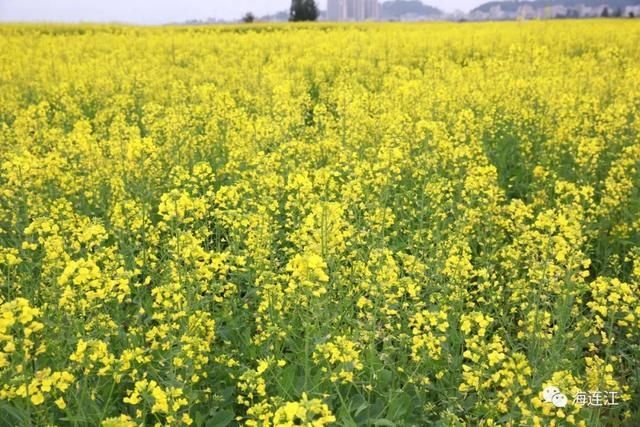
xmin=363 ymin=0 xmax=380 ymax=20
xmin=328 ymin=0 xmax=379 ymax=21
xmin=327 ymin=0 xmax=346 ymax=21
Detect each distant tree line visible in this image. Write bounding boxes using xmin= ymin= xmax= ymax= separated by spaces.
xmin=241 ymin=0 xmax=319 ymax=23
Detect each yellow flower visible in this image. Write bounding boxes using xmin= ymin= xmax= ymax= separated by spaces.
xmin=30 ymin=392 xmax=45 ymax=406
xmin=102 ymin=415 xmax=137 ymax=427
xmin=54 ymin=397 xmax=66 ymax=409
xmin=273 ymin=393 xmax=335 ymax=427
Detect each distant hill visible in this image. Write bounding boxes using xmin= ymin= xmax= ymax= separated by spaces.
xmin=472 ymin=0 xmax=640 ymax=13
xmin=258 ymin=10 xmax=290 ymax=22
xmin=381 ymin=0 xmax=443 ymax=19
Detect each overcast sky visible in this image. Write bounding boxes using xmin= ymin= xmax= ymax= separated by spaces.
xmin=0 ymin=0 xmax=482 ymax=24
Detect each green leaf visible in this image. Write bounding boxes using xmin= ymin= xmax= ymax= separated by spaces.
xmin=378 ymin=369 xmax=393 ymax=388
xmin=0 ymin=403 xmax=25 ymax=425
xmin=387 ymin=391 xmax=412 ymax=420
xmin=372 ymin=418 xmax=396 ymax=427
xmin=348 ymin=394 xmax=369 ymax=418
xmin=205 ymin=409 xmax=235 ymax=427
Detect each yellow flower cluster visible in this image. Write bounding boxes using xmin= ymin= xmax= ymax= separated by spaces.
xmin=409 ymin=310 xmax=448 ymax=362
xmin=2 ymin=368 xmax=74 ymax=409
xmin=0 ymin=298 xmax=44 ymax=367
xmin=101 ymin=414 xmax=138 ymax=427
xmin=314 ymin=336 xmax=363 ymax=384
xmin=272 ymin=393 xmax=336 ymax=427
xmin=123 ymin=378 xmax=189 ymax=423
xmin=286 ymin=253 xmax=330 ymax=300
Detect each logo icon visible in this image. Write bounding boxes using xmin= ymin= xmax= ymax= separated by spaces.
xmin=543 ymin=386 xmax=568 ymax=408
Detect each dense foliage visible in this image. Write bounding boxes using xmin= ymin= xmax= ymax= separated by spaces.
xmin=0 ymin=21 xmax=639 ymax=426
xmin=290 ymin=0 xmax=319 ymax=22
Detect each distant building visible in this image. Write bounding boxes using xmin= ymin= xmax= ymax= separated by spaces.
xmin=578 ymin=5 xmax=609 ymax=17
xmin=517 ymin=5 xmax=537 ymax=19
xmin=625 ymin=5 xmax=640 ymax=16
xmin=327 ymin=0 xmax=346 ymax=20
xmin=328 ymin=0 xmax=380 ymax=21
xmin=364 ymin=0 xmax=380 ymax=20
xmin=550 ymin=5 xmax=568 ymax=18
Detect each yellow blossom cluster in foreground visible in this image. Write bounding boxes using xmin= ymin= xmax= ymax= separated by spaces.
xmin=1 ymin=20 xmax=639 ymax=426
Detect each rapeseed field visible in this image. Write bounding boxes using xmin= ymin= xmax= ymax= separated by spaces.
xmin=0 ymin=20 xmax=639 ymax=426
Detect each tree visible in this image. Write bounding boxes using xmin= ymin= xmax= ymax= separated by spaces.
xmin=601 ymin=7 xmax=609 ymax=17
xmin=612 ymin=7 xmax=622 ymax=18
xmin=290 ymin=0 xmax=319 ymax=22
xmin=242 ymin=12 xmax=255 ymax=23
